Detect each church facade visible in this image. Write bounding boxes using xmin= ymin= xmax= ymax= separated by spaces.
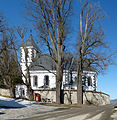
xmin=16 ymin=35 xmax=97 ymax=99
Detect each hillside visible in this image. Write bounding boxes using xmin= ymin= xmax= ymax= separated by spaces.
xmin=111 ymin=99 xmax=117 ymax=104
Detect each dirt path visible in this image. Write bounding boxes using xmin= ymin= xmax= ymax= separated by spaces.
xmin=24 ymin=104 xmax=116 ymax=120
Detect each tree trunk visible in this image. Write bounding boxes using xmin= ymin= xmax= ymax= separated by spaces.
xmin=9 ymin=86 xmax=15 ymax=98
xmin=77 ymin=71 xmax=83 ymax=104
xmin=27 ymin=86 xmax=34 ymax=101
xmin=56 ymin=62 xmax=63 ymax=104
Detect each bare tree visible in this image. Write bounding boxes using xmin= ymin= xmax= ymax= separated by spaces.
xmin=0 ymin=14 xmax=7 ymax=54
xmin=77 ymin=0 xmax=113 ymax=104
xmin=0 ymin=31 xmax=22 ymax=98
xmin=10 ymin=26 xmax=34 ymax=100
xmin=26 ymin=0 xmax=72 ymax=104
xmin=0 ymin=14 xmax=22 ymax=98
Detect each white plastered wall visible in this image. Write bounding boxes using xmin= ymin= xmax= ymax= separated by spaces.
xmin=30 ymin=70 xmax=56 ymax=90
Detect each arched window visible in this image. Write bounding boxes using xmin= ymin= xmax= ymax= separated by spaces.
xmin=33 ymin=76 xmax=38 ymax=87
xmin=87 ymin=76 xmax=92 ymax=86
xmin=44 ymin=75 xmax=49 ymax=86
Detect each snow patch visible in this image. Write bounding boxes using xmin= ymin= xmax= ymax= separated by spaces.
xmin=111 ymin=111 xmax=117 ymax=119
xmin=0 ymin=96 xmax=35 ymax=108
xmin=86 ymin=112 xmax=104 ymax=120
xmin=64 ymin=114 xmax=89 ymax=120
xmin=0 ymin=96 xmax=58 ymax=120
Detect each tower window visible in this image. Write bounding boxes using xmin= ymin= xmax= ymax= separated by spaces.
xmin=20 ymin=51 xmax=22 ymax=62
xmin=33 ymin=76 xmax=38 ymax=87
xmin=87 ymin=76 xmax=92 ymax=86
xmin=44 ymin=75 xmax=49 ymax=86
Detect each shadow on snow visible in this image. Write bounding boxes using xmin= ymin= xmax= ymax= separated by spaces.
xmin=0 ymin=99 xmax=27 ymax=109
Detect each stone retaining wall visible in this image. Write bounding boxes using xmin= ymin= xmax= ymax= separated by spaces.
xmin=0 ymin=88 xmax=10 ymax=97
xmin=34 ymin=90 xmax=110 ymax=105
xmin=83 ymin=91 xmax=110 ymax=105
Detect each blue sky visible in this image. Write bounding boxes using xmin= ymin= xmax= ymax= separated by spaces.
xmin=0 ymin=0 xmax=117 ymax=100
xmin=96 ymin=0 xmax=117 ymax=100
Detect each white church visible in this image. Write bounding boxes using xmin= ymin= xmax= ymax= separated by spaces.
xmin=16 ymin=34 xmax=97 ymax=99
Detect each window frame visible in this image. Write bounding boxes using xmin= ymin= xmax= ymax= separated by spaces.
xmin=44 ymin=75 xmax=49 ymax=86
xmin=33 ymin=76 xmax=38 ymax=87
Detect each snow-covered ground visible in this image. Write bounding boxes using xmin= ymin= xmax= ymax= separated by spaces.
xmin=1 ymin=96 xmax=116 ymax=120
xmin=0 ymin=96 xmax=58 ymax=120
xmin=111 ymin=108 xmax=117 ymax=120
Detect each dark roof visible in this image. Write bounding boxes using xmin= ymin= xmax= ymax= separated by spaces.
xmin=29 ymin=53 xmax=96 ymax=72
xmin=63 ymin=53 xmax=77 ymax=71
xmin=83 ymin=68 xmax=97 ymax=72
xmin=29 ymin=55 xmax=56 ymax=71
xmin=29 ymin=53 xmax=78 ymax=71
